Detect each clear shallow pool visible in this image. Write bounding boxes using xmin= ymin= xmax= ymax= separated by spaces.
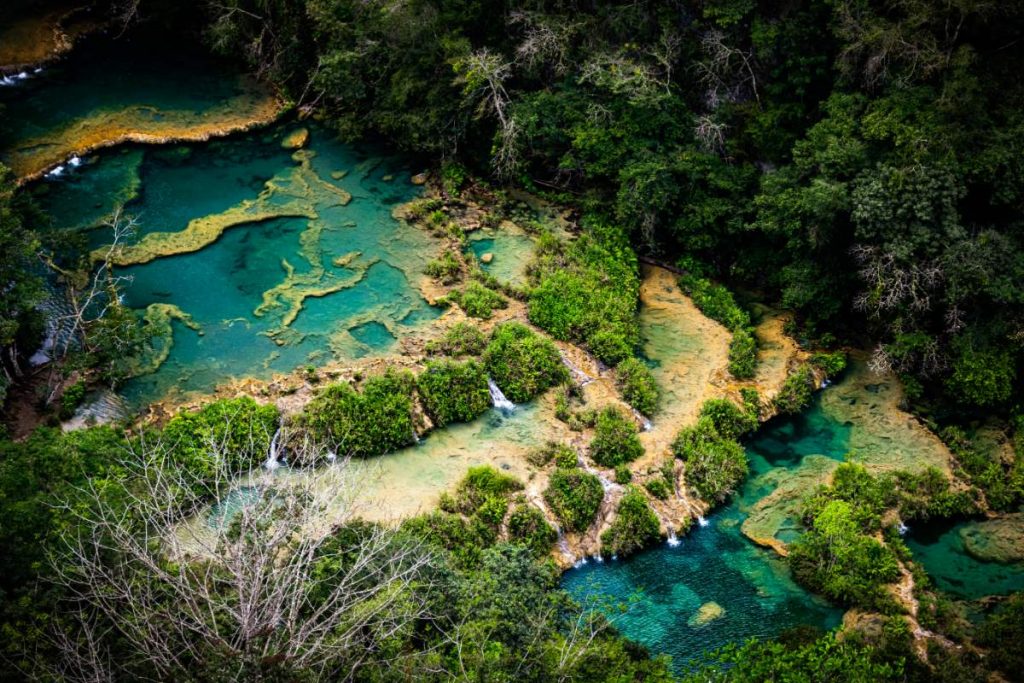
xmin=0 ymin=31 xmax=280 ymax=179
xmin=35 ymin=124 xmax=448 ymax=408
xmin=905 ymin=518 xmax=1024 ymax=600
xmin=562 ymin=398 xmax=847 ymax=671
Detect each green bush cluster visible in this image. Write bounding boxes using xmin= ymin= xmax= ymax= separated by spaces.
xmin=773 ymin=364 xmax=817 ymax=414
xmin=940 ymin=425 xmax=1021 ymax=512
xmin=600 ymin=486 xmax=661 ymax=557
xmin=59 ymin=381 xmax=87 ymax=420
xmin=296 ymin=370 xmax=415 ymax=458
xmin=810 ymin=350 xmax=848 ymax=379
xmin=614 ymin=464 xmax=633 ymax=484
xmin=698 ymin=398 xmax=758 ymax=440
xmin=424 ymin=249 xmax=462 ymax=284
xmin=443 ymin=465 xmax=523 ymax=515
xmin=672 ymin=413 xmax=748 ymax=504
xmin=589 ymin=406 xmax=644 ymax=467
xmin=417 ymin=359 xmax=491 ymax=427
xmin=507 ymin=501 xmax=558 ymax=557
xmin=483 ymin=322 xmax=568 ymax=403
xmin=425 ymin=321 xmax=486 ymax=357
xmin=615 ymin=357 xmax=659 ymax=417
xmin=679 ymin=274 xmax=758 ymax=379
xmin=162 ymin=397 xmax=280 ymax=476
xmin=528 ymin=220 xmax=641 ymax=366
xmin=543 ymin=468 xmax=604 ymax=532
xmin=446 ymin=281 xmax=507 ymax=319
xmin=525 ymin=441 xmax=578 ymax=468
xmin=644 ymin=478 xmax=671 ymax=500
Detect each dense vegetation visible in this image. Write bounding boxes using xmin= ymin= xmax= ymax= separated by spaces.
xmin=671 ymin=399 xmax=754 ymax=503
xmin=483 ymin=321 xmax=567 ymax=403
xmin=600 ymin=485 xmax=661 ymax=557
xmin=589 ymin=405 xmax=644 ymax=467
xmin=544 ymin=467 xmax=605 ymax=532
xmin=417 ymin=358 xmax=491 ymax=426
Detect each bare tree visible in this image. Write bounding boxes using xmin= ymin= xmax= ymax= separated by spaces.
xmin=696 ymin=29 xmax=760 ymax=109
xmin=453 ymin=49 xmax=521 ymax=178
xmin=45 ymin=433 xmax=439 ymax=681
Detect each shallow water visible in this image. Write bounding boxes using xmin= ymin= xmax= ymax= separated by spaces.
xmin=0 ymin=32 xmax=279 ymax=179
xmin=562 ymin=397 xmax=846 ymax=670
xmin=34 ymin=124 xmax=446 ymax=407
xmin=905 ymin=518 xmax=1024 ymax=600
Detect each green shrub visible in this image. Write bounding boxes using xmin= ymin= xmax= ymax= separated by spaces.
xmin=678 ymin=274 xmax=750 ymax=331
xmin=601 ymin=486 xmax=661 ymax=557
xmin=297 ymin=370 xmax=415 ymax=457
xmin=616 ymin=357 xmax=659 ymax=417
xmin=524 ymin=441 xmax=578 ymax=468
xmin=449 ymin=465 xmax=523 ymax=515
xmin=484 ymin=322 xmax=568 ymax=403
xmin=417 ymin=359 xmax=490 ymax=426
xmin=447 ymin=281 xmax=507 ymax=319
xmin=773 ymin=365 xmax=817 ymax=414
xmin=644 ymin=478 xmax=671 ymax=500
xmin=425 ymin=250 xmax=462 ymax=284
xmin=789 ymin=499 xmax=901 ymax=612
xmin=589 ymin=406 xmax=644 ymax=467
xmin=162 ymin=397 xmax=279 ymax=476
xmin=728 ymin=328 xmax=758 ymax=379
xmin=699 ymin=398 xmax=757 ymax=440
xmin=425 ymin=321 xmax=486 ymax=357
xmin=402 ymin=511 xmax=485 ymax=568
xmin=59 ymin=381 xmax=87 ymax=420
xmin=672 ymin=417 xmax=748 ymax=503
xmin=441 ymin=160 xmax=467 ymax=195
xmin=614 ymin=464 xmax=633 ymax=484
xmin=544 ymin=468 xmax=604 ymax=532
xmin=507 ymin=501 xmax=558 ymax=557
xmin=810 ymin=350 xmax=848 ymax=378
xmin=527 ymin=221 xmax=641 ymax=366
xmin=739 ymin=387 xmax=762 ymax=417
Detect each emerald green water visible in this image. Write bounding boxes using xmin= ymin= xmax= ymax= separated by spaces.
xmin=35 ymin=124 xmax=444 ymax=407
xmin=905 ymin=518 xmax=1024 ymax=600
xmin=562 ymin=398 xmax=847 ymax=670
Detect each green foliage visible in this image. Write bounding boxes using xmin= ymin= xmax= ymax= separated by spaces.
xmin=941 ymin=425 xmax=1023 ymax=512
xmin=945 ymin=342 xmax=1016 ymax=408
xmin=446 ymin=281 xmax=506 ymax=319
xmin=616 ymin=357 xmax=659 ymax=417
xmin=447 ymin=465 xmax=523 ymax=516
xmin=296 ymin=370 xmax=415 ymax=457
xmin=59 ymin=381 xmax=87 ymax=420
xmin=528 ymin=221 xmax=640 ymax=366
xmin=978 ymin=593 xmax=1024 ymax=679
xmin=161 ymin=397 xmax=279 ymax=477
xmin=679 ymin=275 xmax=750 ymax=332
xmin=425 ymin=321 xmax=486 ymax=357
xmin=774 ymin=365 xmax=817 ymax=415
xmin=544 ymin=468 xmax=604 ymax=532
xmin=417 ymin=359 xmax=490 ymax=426
xmin=483 ymin=322 xmax=567 ymax=403
xmin=614 ymin=464 xmax=633 ymax=485
xmin=601 ymin=486 xmax=661 ymax=557
xmin=644 ymin=478 xmax=670 ymax=500
xmin=699 ymin=398 xmax=758 ymax=440
xmin=789 ymin=499 xmax=901 ymax=612
xmin=440 ymin=160 xmax=467 ymax=196
xmin=672 ymin=416 xmax=748 ymax=504
xmin=589 ymin=406 xmax=644 ymax=467
xmin=728 ymin=328 xmax=758 ymax=379
xmin=681 ymin=632 xmax=904 ymax=682
xmin=810 ymin=350 xmax=848 ymax=378
xmin=424 ymin=249 xmax=462 ymax=284
xmin=506 ymin=501 xmax=557 ymax=557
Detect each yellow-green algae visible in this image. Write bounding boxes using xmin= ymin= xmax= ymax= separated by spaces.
xmin=5 ymin=77 xmax=285 ymax=183
xmin=131 ymin=303 xmax=203 ymax=376
xmin=98 ymin=149 xmax=350 ymax=266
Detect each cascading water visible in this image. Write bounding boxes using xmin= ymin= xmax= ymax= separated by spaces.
xmin=667 ymin=527 xmax=681 ymax=547
xmin=264 ymin=427 xmax=282 ymax=471
xmin=697 ymin=516 xmax=709 ymax=527
xmin=487 ymin=378 xmax=516 ymax=413
xmin=560 ymin=353 xmax=592 ymax=386
xmin=631 ymin=407 xmax=653 ymax=432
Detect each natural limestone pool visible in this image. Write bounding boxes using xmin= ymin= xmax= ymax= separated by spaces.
xmin=34 ymin=123 xmax=447 ymax=408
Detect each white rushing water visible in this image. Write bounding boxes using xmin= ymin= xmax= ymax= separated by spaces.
xmin=264 ymin=427 xmax=283 ymax=471
xmin=487 ymin=378 xmax=516 ymax=413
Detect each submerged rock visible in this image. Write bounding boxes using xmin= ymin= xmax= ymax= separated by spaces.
xmin=410 ymin=172 xmax=428 ymax=185
xmin=281 ymin=128 xmax=309 ymax=149
xmin=480 ymin=252 xmax=494 ymax=264
xmin=687 ymin=601 xmax=725 ymax=627
xmin=960 ymin=515 xmax=1024 ymax=564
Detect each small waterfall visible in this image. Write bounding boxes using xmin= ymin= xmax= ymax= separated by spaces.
xmin=411 ymin=427 xmax=421 ymax=444
xmin=487 ymin=378 xmax=515 ymax=413
xmin=556 ymin=527 xmax=576 ymax=565
xmin=560 ymin=353 xmax=592 ymax=385
xmin=631 ymin=407 xmax=653 ymax=432
xmin=46 ymin=164 xmax=65 ymax=178
xmin=666 ymin=526 xmax=681 ymax=547
xmin=898 ymin=521 xmax=909 ymax=536
xmin=326 ymin=450 xmax=337 ymax=463
xmin=697 ymin=515 xmax=709 ymax=528
xmin=68 ymin=155 xmax=83 ymax=168
xmin=264 ymin=428 xmax=282 ymax=471
xmin=0 ymin=71 xmax=30 ymax=87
